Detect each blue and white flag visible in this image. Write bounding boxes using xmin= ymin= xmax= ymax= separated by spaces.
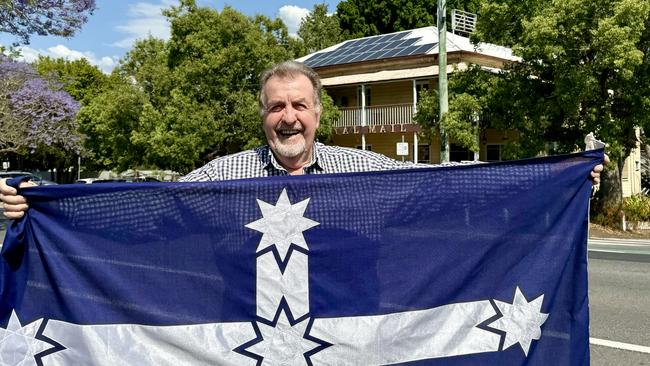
xmin=1 ymin=150 xmax=603 ymax=365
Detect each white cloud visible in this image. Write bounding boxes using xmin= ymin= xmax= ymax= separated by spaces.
xmin=278 ymin=5 xmax=310 ymax=37
xmin=16 ymin=45 xmax=117 ymax=74
xmin=112 ymin=1 xmax=177 ymax=49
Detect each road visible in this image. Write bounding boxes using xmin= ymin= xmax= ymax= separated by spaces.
xmin=588 ymin=247 xmax=650 ymax=365
xmin=0 ymin=226 xmax=648 ymax=364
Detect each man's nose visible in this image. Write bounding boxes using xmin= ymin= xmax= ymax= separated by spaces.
xmin=283 ymin=105 xmax=298 ymax=123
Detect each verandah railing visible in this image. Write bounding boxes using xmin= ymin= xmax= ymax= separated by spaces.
xmin=335 ymin=103 xmax=414 ymax=128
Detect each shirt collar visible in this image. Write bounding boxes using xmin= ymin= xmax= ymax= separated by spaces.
xmin=260 ymin=143 xmax=324 ymax=174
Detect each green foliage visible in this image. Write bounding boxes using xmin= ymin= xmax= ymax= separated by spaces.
xmin=413 ymin=88 xmax=438 ymax=141
xmin=622 ymin=194 xmax=650 ymax=222
xmin=468 ymin=0 xmax=650 ymax=210
xmin=591 ymin=199 xmax=623 ymax=229
xmin=415 ymin=66 xmax=503 ymax=153
xmin=33 ymin=56 xmax=107 ymax=104
xmin=337 ymin=0 xmax=435 ymax=38
xmin=317 ymin=92 xmax=339 ymax=143
xmin=297 ymin=4 xmax=343 ymax=55
xmin=336 ymin=0 xmax=481 ymax=38
xmin=77 ymin=4 xmax=335 ymax=174
xmin=76 ymin=78 xmax=147 ymax=171
xmin=473 ymin=0 xmax=650 ymax=162
xmin=443 ymin=94 xmax=481 ymax=151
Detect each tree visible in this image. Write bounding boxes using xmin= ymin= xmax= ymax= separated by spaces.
xmin=298 ymin=4 xmax=343 ymax=55
xmin=415 ymin=66 xmax=500 ymax=154
xmin=78 ymin=2 xmax=335 ymax=174
xmin=0 ymin=0 xmax=96 ymax=44
xmin=76 ymin=77 xmax=148 ymax=171
xmin=76 ymin=2 xmax=338 ymax=174
xmin=0 ymin=57 xmax=81 ymax=156
xmin=470 ymin=0 xmax=650 ymax=211
xmin=34 ymin=56 xmax=108 ymax=105
xmin=335 ymin=0 xmax=481 ymax=38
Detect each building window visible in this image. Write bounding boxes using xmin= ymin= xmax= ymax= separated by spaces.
xmin=486 ymin=144 xmax=502 ymax=162
xmin=450 ymin=143 xmax=473 ymax=162
xmin=356 ymin=145 xmax=372 ymax=151
xmin=418 ymin=144 xmax=430 ymax=163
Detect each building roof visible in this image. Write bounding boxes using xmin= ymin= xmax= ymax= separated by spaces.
xmin=296 ymin=26 xmax=519 ymax=69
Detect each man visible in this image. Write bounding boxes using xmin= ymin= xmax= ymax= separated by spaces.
xmin=0 ymin=61 xmax=606 ymax=217
xmin=180 ymin=61 xmax=424 ymax=182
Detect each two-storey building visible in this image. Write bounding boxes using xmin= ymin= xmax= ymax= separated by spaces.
xmin=297 ymin=26 xmax=519 ymax=164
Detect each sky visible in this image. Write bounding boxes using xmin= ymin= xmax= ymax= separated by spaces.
xmin=0 ymin=0 xmax=341 ymax=73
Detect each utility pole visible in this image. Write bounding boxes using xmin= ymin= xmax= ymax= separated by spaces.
xmin=438 ymin=0 xmax=449 ymax=163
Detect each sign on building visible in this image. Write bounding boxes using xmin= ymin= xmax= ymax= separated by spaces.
xmin=396 ymin=142 xmax=409 ymax=156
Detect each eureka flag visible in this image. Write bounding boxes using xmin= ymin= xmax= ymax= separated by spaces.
xmin=0 ymin=150 xmax=603 ymax=366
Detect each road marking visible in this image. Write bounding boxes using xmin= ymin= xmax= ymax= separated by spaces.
xmin=590 ymin=238 xmax=650 ymax=243
xmin=590 ymin=337 xmax=650 ymax=354
xmin=590 ymin=243 xmax=649 ymax=247
xmin=589 ymin=240 xmax=650 ymax=247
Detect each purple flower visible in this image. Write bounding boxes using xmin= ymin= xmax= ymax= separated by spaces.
xmin=0 ymin=0 xmax=96 ymax=44
xmin=1 ymin=57 xmax=82 ymax=154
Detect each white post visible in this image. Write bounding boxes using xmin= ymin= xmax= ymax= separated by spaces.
xmin=413 ymin=80 xmax=419 ymax=163
xmin=473 ymin=112 xmax=480 ymax=161
xmin=414 ymin=132 xmax=419 ymax=163
xmin=361 ymin=84 xmax=367 ymax=150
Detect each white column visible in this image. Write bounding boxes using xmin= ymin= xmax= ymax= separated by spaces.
xmin=413 ymin=80 xmax=418 ymax=163
xmin=473 ymin=112 xmax=480 ymax=161
xmin=361 ymin=84 xmax=366 ymax=150
xmin=413 ymin=133 xmax=419 ymax=163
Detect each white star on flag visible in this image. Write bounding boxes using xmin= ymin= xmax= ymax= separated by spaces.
xmin=245 ymin=309 xmax=320 ymax=365
xmin=246 ymin=188 xmax=319 ymax=261
xmin=490 ymin=286 xmax=549 ymax=356
xmin=0 ymin=310 xmax=52 ymax=366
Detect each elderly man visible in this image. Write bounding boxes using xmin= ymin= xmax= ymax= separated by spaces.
xmin=180 ymin=61 xmax=422 ymax=182
xmin=1 ymin=61 xmax=605 ymax=218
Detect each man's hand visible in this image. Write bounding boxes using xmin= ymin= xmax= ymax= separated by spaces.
xmin=590 ymin=154 xmax=610 ymax=185
xmin=0 ymin=178 xmax=35 ymax=219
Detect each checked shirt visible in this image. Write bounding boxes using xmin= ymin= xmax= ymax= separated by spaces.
xmin=180 ymin=143 xmax=433 ymax=182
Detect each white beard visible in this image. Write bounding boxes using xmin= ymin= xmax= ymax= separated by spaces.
xmin=273 ymin=136 xmax=307 ymax=159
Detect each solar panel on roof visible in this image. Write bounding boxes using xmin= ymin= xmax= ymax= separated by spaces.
xmin=382 ymin=48 xmax=402 ymax=58
xmin=355 ymin=38 xmax=372 ymax=47
xmin=393 ymin=45 xmax=420 ymax=57
xmin=347 ymin=53 xmax=367 ymax=63
xmin=356 ymin=44 xmax=373 ymax=53
xmin=395 ymin=38 xmax=419 ymax=48
xmin=302 ymin=29 xmax=435 ymax=68
xmin=411 ymin=44 xmax=435 ymax=55
xmin=338 ymin=54 xmax=358 ymax=64
xmin=385 ymin=40 xmax=405 ymax=50
xmin=364 ymin=50 xmax=387 ymax=61
xmin=304 ymin=53 xmax=324 ymax=63
xmin=378 ymin=49 xmax=398 ymax=59
xmin=343 ymin=39 xmax=362 ymax=48
xmin=384 ymin=33 xmax=405 ymax=42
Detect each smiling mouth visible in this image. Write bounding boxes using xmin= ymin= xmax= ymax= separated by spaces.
xmin=277 ymin=130 xmax=302 ymax=137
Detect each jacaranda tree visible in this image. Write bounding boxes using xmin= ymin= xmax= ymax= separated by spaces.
xmin=0 ymin=0 xmax=96 ymax=44
xmin=0 ymin=56 xmax=82 ymax=157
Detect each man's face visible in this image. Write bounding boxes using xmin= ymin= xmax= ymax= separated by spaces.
xmin=262 ymin=74 xmax=321 ymax=166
